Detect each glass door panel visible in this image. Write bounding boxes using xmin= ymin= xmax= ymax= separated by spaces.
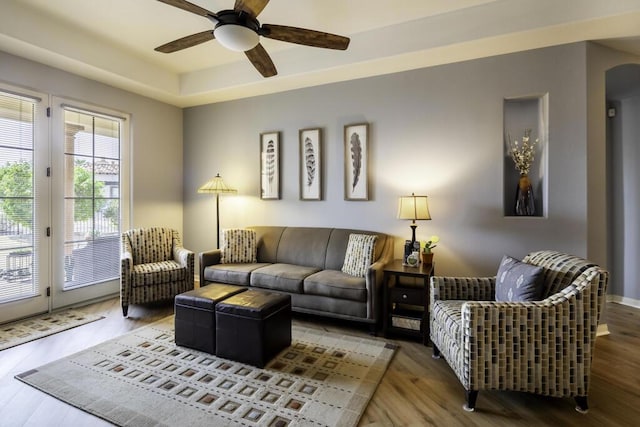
xmin=0 ymin=87 xmax=49 ymax=323
xmin=51 ymin=99 xmax=126 ymax=308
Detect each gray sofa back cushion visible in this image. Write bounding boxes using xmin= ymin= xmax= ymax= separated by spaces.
xmin=251 ymin=226 xmax=286 ymax=263
xmin=249 ymin=226 xmax=388 ymax=270
xmin=277 ymin=227 xmax=332 ymax=268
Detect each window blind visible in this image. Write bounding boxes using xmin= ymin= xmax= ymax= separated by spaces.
xmin=62 ymin=107 xmax=122 ymax=289
xmin=0 ymin=91 xmax=38 ymax=302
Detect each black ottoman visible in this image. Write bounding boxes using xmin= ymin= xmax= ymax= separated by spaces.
xmin=174 ymin=284 xmax=247 ymax=354
xmin=215 ymin=290 xmax=291 ymax=368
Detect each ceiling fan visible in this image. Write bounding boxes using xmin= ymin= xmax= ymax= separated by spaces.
xmin=155 ymin=0 xmax=350 ymax=78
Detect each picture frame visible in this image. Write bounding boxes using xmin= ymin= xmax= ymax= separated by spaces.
xmin=344 ymin=123 xmax=369 ymax=200
xmin=260 ymin=131 xmax=280 ymax=200
xmin=299 ymin=128 xmax=322 ymax=200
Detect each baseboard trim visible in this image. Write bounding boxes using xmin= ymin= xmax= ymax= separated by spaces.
xmin=598 ymin=295 xmax=640 ymax=337
xmin=597 ymin=323 xmax=610 ymax=337
xmin=607 ymin=294 xmax=640 ymax=309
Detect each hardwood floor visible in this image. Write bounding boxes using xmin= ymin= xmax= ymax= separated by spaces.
xmin=0 ymin=300 xmax=638 ymax=426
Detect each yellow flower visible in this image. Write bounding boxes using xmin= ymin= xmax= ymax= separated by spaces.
xmin=509 ymin=129 xmax=537 ymax=175
xmin=423 ymin=235 xmax=440 ymax=253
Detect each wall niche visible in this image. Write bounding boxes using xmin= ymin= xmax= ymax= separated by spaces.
xmin=503 ymin=94 xmax=548 ymax=217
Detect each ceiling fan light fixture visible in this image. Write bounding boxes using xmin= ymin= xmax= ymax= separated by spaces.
xmin=214 ymin=24 xmax=259 ymax=52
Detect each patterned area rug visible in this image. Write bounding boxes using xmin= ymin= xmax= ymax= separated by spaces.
xmin=0 ymin=309 xmax=104 ymax=351
xmin=16 ymin=316 xmax=397 ymax=427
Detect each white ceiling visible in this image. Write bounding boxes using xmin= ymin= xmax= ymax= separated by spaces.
xmin=2 ymin=0 xmax=640 ymax=107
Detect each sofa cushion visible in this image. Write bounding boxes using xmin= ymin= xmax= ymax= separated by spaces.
xmin=303 ymin=270 xmax=367 ymax=302
xmin=250 ymin=263 xmax=320 ymax=293
xmin=221 ymin=228 xmax=257 ymax=264
xmin=495 ymin=255 xmax=544 ymax=302
xmin=341 ymin=234 xmax=377 ymax=277
xmin=204 ymin=263 xmax=271 ymax=286
xmin=275 ymin=227 xmax=331 ymax=268
xmin=132 ymin=260 xmax=185 ymax=287
xmin=249 ymin=226 xmax=286 ymax=263
xmin=126 ymin=227 xmax=174 ymax=264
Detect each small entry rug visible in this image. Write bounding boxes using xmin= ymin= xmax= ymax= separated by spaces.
xmin=16 ymin=316 xmax=397 ymax=426
xmin=0 ymin=308 xmax=104 ymax=351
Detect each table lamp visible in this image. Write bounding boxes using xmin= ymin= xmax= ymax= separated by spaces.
xmin=397 ymin=193 xmax=431 ymax=246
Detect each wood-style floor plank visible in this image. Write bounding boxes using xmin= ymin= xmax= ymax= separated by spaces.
xmin=0 ymin=299 xmax=638 ymax=426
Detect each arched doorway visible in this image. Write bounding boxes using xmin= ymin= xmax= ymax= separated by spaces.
xmin=606 ymin=63 xmax=640 ymax=304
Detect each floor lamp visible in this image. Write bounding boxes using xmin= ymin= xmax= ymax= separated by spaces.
xmin=198 ymin=173 xmax=237 ymax=249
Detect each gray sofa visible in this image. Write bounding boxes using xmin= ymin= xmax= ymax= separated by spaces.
xmin=199 ymin=226 xmax=393 ymax=328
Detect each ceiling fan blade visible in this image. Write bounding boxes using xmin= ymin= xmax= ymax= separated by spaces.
xmin=157 ymin=0 xmax=217 ymax=18
xmin=155 ymin=30 xmax=215 ymax=53
xmin=234 ymin=0 xmax=270 ymax=18
xmin=245 ymin=44 xmax=277 ymax=77
xmin=260 ymin=24 xmax=350 ymax=50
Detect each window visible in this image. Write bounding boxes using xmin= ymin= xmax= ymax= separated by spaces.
xmin=0 ymin=91 xmax=40 ymax=303
xmin=62 ymin=108 xmax=122 ymax=289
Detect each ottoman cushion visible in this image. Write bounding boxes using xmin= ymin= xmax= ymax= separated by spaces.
xmin=216 ymin=290 xmax=292 ymax=367
xmin=174 ymin=283 xmax=247 ymax=354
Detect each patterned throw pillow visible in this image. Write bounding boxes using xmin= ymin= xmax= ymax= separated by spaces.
xmin=341 ymin=234 xmax=378 ymax=277
xmin=495 ymin=255 xmax=544 ymax=301
xmin=220 ymin=229 xmax=257 ymax=264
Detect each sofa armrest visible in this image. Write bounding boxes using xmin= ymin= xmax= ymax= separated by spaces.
xmin=199 ymin=249 xmax=222 ymax=286
xmin=430 ymin=276 xmax=495 ymax=305
xmin=121 ymin=251 xmax=132 ymax=275
xmin=364 ymin=259 xmax=387 ymax=322
xmin=173 ymin=247 xmax=195 ymax=284
xmin=459 ymin=295 xmax=602 ymax=395
xmin=460 ymin=299 xmax=551 ymax=391
xmin=173 ymin=246 xmax=193 ymax=267
xmin=120 ymin=250 xmax=133 ymax=305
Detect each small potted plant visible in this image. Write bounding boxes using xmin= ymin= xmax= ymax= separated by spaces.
xmin=421 ymin=235 xmax=439 ymax=265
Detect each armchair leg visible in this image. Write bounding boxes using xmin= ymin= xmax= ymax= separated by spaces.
xmin=463 ymin=390 xmax=478 ymax=412
xmin=122 ymin=305 xmax=128 ymax=317
xmin=574 ymin=396 xmax=589 ymax=414
xmin=368 ymin=323 xmax=378 ymax=336
xmin=432 ymin=344 xmax=441 ymax=359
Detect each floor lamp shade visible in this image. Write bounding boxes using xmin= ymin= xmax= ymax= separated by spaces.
xmin=198 ymin=173 xmax=237 ymax=249
xmin=397 ymin=193 xmax=431 ymax=244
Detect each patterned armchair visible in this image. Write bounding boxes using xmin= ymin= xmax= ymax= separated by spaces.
xmin=121 ymin=227 xmax=194 ymax=317
xmin=430 ymin=250 xmax=608 ymax=413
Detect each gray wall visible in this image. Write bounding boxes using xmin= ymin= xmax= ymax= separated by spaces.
xmin=0 ymin=50 xmax=184 ymax=232
xmin=184 ymin=43 xmax=589 ymax=278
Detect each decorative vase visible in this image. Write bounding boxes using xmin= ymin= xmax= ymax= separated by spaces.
xmin=421 ymin=252 xmax=434 ymax=265
xmin=515 ymin=174 xmax=535 ymax=216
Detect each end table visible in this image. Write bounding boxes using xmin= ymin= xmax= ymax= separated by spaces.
xmin=382 ymin=259 xmax=434 ymax=345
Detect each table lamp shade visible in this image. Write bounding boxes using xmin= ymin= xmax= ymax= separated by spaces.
xmin=397 ymin=194 xmax=431 ymax=221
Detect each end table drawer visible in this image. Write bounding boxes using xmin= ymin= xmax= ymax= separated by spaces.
xmin=391 ymin=287 xmax=424 ymax=305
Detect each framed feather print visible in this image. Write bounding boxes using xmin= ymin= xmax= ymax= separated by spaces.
xmin=260 ymin=131 xmax=280 ymax=200
xmin=344 ymin=123 xmax=369 ymax=200
xmin=299 ymin=128 xmax=322 ymax=200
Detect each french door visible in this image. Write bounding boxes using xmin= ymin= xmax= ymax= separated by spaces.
xmin=50 ymin=98 xmax=129 ymax=309
xmin=0 ymin=85 xmax=49 ymax=323
xmin=0 ymin=86 xmax=129 ymax=323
